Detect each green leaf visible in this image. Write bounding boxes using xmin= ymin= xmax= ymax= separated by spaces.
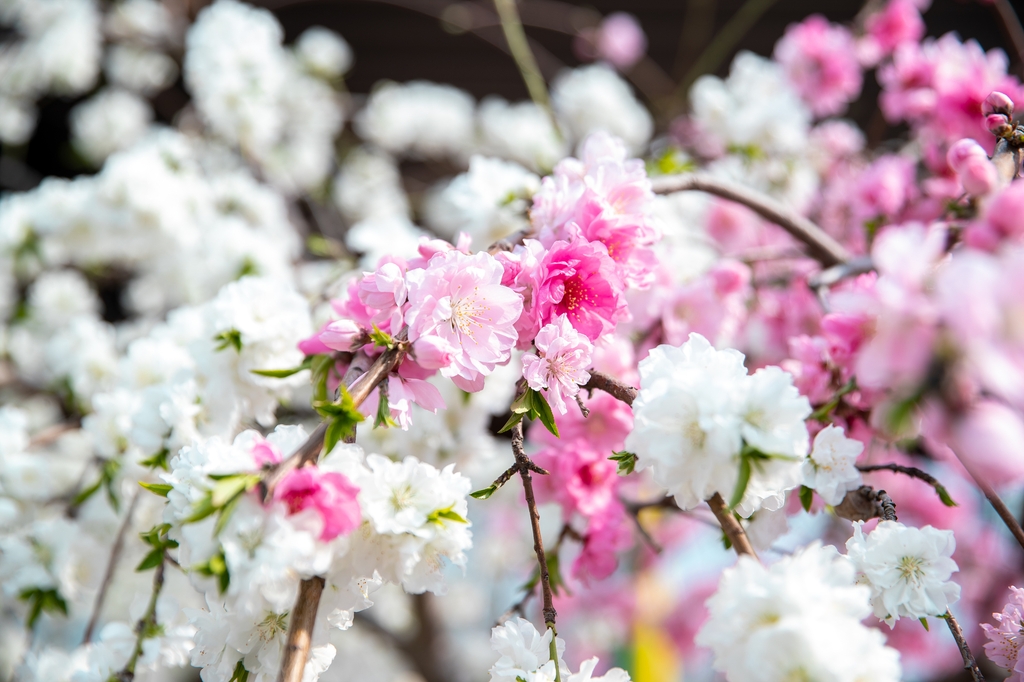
xmin=497 ymin=411 xmax=525 ymax=434
xmin=729 ymin=455 xmax=752 ymax=511
xmin=19 ymin=588 xmax=68 ymax=628
xmin=310 ymin=354 xmax=335 ymax=403
xmin=210 ymin=474 xmax=260 ymax=508
xmin=317 ymin=385 xmax=365 ymax=452
xmin=799 ymin=485 xmax=814 ymax=512
xmin=919 ymin=617 xmax=930 ymax=631
xmin=609 ymin=451 xmax=637 ymax=476
xmin=193 ymin=551 xmax=230 ymax=594
xmin=427 ymin=506 xmax=468 ymax=524
xmin=935 ymin=484 xmax=958 ymax=507
xmin=183 ymin=492 xmax=217 ymax=525
xmin=229 ymin=661 xmax=249 ymax=682
xmin=214 ymin=488 xmax=245 ymax=536
xmin=373 ymin=388 xmax=399 ymax=430
xmin=139 ymin=482 xmax=172 ymax=497
xmin=214 ymin=328 xmax=243 ymax=352
xmin=530 ymin=389 xmax=559 ymax=438
xmin=369 ymin=325 xmax=395 ymax=349
xmin=136 ymin=549 xmax=165 ymax=572
xmin=470 ymin=485 xmax=498 ymax=500
xmin=71 ymin=477 xmax=103 ymax=507
xmin=103 ymin=459 xmax=122 ymax=512
xmin=139 ymin=448 xmax=170 ymax=471
xmin=546 ymin=550 xmax=569 ymax=597
xmin=251 ymin=356 xmax=313 ymax=379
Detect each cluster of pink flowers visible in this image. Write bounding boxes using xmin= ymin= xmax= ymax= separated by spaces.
xmin=773 ymin=15 xmax=862 ymax=117
xmin=983 ymin=586 xmax=1024 ymax=681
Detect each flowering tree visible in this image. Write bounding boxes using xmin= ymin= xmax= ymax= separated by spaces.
xmin=4 ymin=0 xmax=1024 ymax=681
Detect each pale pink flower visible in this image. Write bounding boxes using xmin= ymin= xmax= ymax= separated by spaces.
xmin=273 ymin=467 xmax=361 ymax=541
xmin=661 ymin=260 xmax=751 ymax=349
xmin=966 ymin=181 xmax=1024 ymax=250
xmin=951 ymin=400 xmax=1024 ymax=487
xmin=982 ymin=586 xmax=1024 ymax=680
xmin=595 ymin=13 xmax=647 ymax=70
xmin=532 ymin=236 xmax=627 ymax=342
xmin=251 ymin=437 xmax=283 ymax=467
xmin=774 ymin=15 xmax=863 ymax=117
xmin=357 ymin=260 xmax=407 ymax=331
xmin=318 ymin=319 xmax=364 ymax=352
xmin=529 ymin=389 xmax=633 ymax=453
xmin=947 ymin=138 xmax=998 ymax=197
xmin=361 ymin=366 xmax=446 ymax=430
xmin=411 ymin=336 xmax=454 ymax=370
xmin=300 ymin=326 xmax=335 ymax=355
xmin=522 ymin=314 xmax=593 ymax=415
xmin=405 ymin=250 xmax=523 ymax=392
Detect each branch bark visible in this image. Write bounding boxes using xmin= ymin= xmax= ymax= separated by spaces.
xmin=943 ymin=610 xmax=986 ymax=682
xmin=650 ymin=173 xmax=851 ymax=267
xmin=706 ymin=492 xmax=758 ymax=558
xmin=83 ymin=492 xmax=139 ymax=643
xmin=276 ymin=576 xmax=325 ymax=682
xmin=582 ymin=370 xmax=637 ymax=406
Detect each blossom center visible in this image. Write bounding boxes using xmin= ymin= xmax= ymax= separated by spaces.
xmin=390 ymin=483 xmax=415 ymax=512
xmin=257 ymin=612 xmax=288 ymax=642
xmin=449 ymin=288 xmax=488 ymax=339
xmin=898 ymin=555 xmax=926 ymax=583
xmin=561 ymin=276 xmax=589 ymax=312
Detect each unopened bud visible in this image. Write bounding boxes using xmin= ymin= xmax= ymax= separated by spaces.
xmin=986 ymin=113 xmax=1013 ymax=138
xmin=319 ymin=319 xmax=364 ymax=351
xmin=983 ymin=91 xmax=1014 ymax=118
xmin=958 ymin=155 xmax=998 ymax=197
xmin=947 ymin=138 xmax=986 ymax=173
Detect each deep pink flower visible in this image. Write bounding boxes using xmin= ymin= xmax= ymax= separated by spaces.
xmin=405 ymin=250 xmax=523 ymax=392
xmin=522 ymin=314 xmax=593 ymax=415
xmin=299 ymin=326 xmax=334 ymax=355
xmin=251 ymin=437 xmax=283 ymax=467
xmin=569 ymin=193 xmax=659 ymax=288
xmin=571 ymin=503 xmax=631 ymax=583
xmin=774 ymin=15 xmax=863 ymax=117
xmin=982 ymin=586 xmax=1024 ymax=680
xmin=859 ymin=0 xmax=926 ymax=65
xmin=273 ymin=467 xmax=361 ymax=541
xmin=533 ymin=236 xmax=627 ymax=342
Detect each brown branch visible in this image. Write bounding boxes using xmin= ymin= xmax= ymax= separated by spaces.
xmin=834 ymin=485 xmax=898 ymax=523
xmin=650 ymin=173 xmax=851 ymax=267
xmin=83 ymin=492 xmax=139 ymax=643
xmin=991 ymin=136 xmax=1023 ymax=186
xmin=511 ymin=420 xmax=558 ymax=630
xmin=706 ymin=492 xmax=757 ymax=558
xmin=582 ymin=370 xmax=637 ymax=406
xmin=27 ymin=421 xmax=81 ymax=449
xmin=276 ymin=576 xmax=325 ymax=682
xmin=943 ymin=610 xmax=986 ymax=682
xmin=965 ymin=465 xmax=1024 ymax=553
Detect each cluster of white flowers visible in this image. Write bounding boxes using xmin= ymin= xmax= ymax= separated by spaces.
xmin=697 ymin=543 xmax=901 ymax=682
xmin=624 ymin=333 xmax=811 ymax=515
xmin=490 ymin=617 xmax=630 ymax=682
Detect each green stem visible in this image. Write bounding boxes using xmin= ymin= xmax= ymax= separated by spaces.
xmin=492 ymin=0 xmax=555 ymax=122
xmin=676 ymin=0 xmax=781 ymax=102
xmin=118 ymin=555 xmax=166 ymax=680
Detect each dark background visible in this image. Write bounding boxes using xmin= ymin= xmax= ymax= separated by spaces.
xmin=5 ymin=0 xmax=1021 ymax=186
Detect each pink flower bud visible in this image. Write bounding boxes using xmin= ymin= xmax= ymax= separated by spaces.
xmin=983 ymin=91 xmax=1014 ymax=118
xmin=298 ymin=330 xmax=332 ymax=355
xmin=947 ymin=138 xmax=987 ymax=173
xmin=987 ymin=113 xmax=1013 ymax=137
xmin=411 ymin=335 xmax=454 ymax=370
xmin=958 ymin=155 xmax=998 ymax=196
xmin=595 ymin=12 xmax=647 ymax=70
xmin=319 ymin=319 xmax=363 ymax=351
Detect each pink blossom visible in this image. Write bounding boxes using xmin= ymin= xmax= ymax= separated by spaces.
xmin=534 ymin=438 xmax=618 ymax=518
xmin=299 ymin=326 xmax=334 ymax=355
xmin=661 ymin=260 xmax=751 ymax=349
xmin=984 ymin=90 xmax=1015 ymax=118
xmin=774 ymin=15 xmax=863 ymax=117
xmin=569 ymin=193 xmax=659 ymax=288
xmin=781 ymin=335 xmax=833 ymax=405
xmin=530 ymin=390 xmax=633 ymax=453
xmin=966 ymin=181 xmax=1024 ymax=250
xmin=853 ymin=154 xmax=919 ymax=226
xmin=859 ymin=0 xmax=926 ymax=65
xmin=595 ymin=13 xmax=647 ymax=70
xmin=572 ymin=503 xmax=631 ymax=583
xmin=361 ymin=367 xmax=446 ymax=430
xmin=947 ymin=138 xmax=998 ymax=197
xmin=357 ymin=261 xmax=407 ymax=331
xmin=273 ymin=467 xmax=361 ymax=541
xmin=251 ymin=437 xmax=283 ymax=467
xmin=982 ymin=586 xmax=1024 ymax=680
xmin=410 ymin=336 xmax=454 ymax=371
xmin=532 ymin=236 xmax=627 ymax=342
xmin=522 ymin=314 xmax=593 ymax=415
xmin=405 ymin=250 xmax=523 ymax=392
xmin=951 ymin=400 xmax=1024 ymax=487
xmin=318 ymin=319 xmax=364 ymax=352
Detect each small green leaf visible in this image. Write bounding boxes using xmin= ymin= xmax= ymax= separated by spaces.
xmin=799 ymin=485 xmax=814 ymax=512
xmin=369 ymin=325 xmax=395 ymax=349
xmin=373 ymin=388 xmax=399 ymax=429
xmin=609 ymin=451 xmax=637 ymax=476
xmin=470 ymin=485 xmax=497 ymax=500
xmin=310 ymin=354 xmax=335 ymax=403
xmin=428 ymin=506 xmax=468 ymax=524
xmin=530 ymin=390 xmax=559 ymax=438
xmin=214 ymin=488 xmax=245 ymax=536
xmin=183 ymin=492 xmax=217 ymax=525
xmin=71 ymin=477 xmax=103 ymax=507
xmin=251 ymin=356 xmax=313 ymax=378
xmin=210 ymin=474 xmax=259 ymax=508
xmin=229 ymin=661 xmax=249 ymax=682
xmin=193 ymin=551 xmax=230 ymax=594
xmin=139 ymin=482 xmax=172 ymax=497
xmin=729 ymin=455 xmax=752 ymax=510
xmin=19 ymin=588 xmax=68 ymax=628
xmin=497 ymin=411 xmax=525 ymax=434
xmin=919 ymin=617 xmax=930 ymax=631
xmin=214 ymin=329 xmax=243 ymax=352
xmin=317 ymin=385 xmax=365 ymax=452
xmin=139 ymin=448 xmax=170 ymax=471
xmin=136 ymin=549 xmax=165 ymax=572
xmin=935 ymin=484 xmax=958 ymax=507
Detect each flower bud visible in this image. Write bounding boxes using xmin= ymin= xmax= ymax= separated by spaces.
xmin=946 ymin=138 xmax=986 ymax=173
xmin=983 ymin=91 xmax=1014 ymax=118
xmin=319 ymin=319 xmax=364 ymax=351
xmin=958 ymin=155 xmax=998 ymax=197
xmin=411 ymin=335 xmax=454 ymax=370
xmin=986 ymin=113 xmax=1013 ymax=138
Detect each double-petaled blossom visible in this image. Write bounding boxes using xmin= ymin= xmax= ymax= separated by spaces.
xmin=982 ymin=586 xmax=1024 ymax=681
xmin=802 ymin=425 xmax=863 ymax=505
xmin=405 ymin=249 xmax=523 ymax=392
xmin=522 ymin=314 xmax=593 ymax=415
xmin=273 ymin=467 xmax=362 ymax=541
xmin=774 ymin=15 xmax=862 ymax=117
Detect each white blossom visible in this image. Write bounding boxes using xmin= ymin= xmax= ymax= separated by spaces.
xmin=551 ymin=64 xmax=652 ymax=153
xmin=803 ymin=425 xmax=863 ymax=505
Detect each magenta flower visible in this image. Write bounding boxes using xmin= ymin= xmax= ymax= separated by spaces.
xmin=774 ymin=15 xmax=863 ymax=117
xmin=273 ymin=467 xmax=361 ymax=541
xmin=251 ymin=437 xmax=283 ymax=467
xmin=405 ymin=250 xmax=523 ymax=392
xmin=533 ymin=236 xmax=627 ymax=342
xmin=983 ymin=586 xmax=1024 ymax=680
xmin=522 ymin=314 xmax=593 ymax=415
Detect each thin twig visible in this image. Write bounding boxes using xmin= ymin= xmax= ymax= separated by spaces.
xmin=493 ymin=0 xmax=554 ymax=118
xmin=511 ymin=421 xmax=560 ymax=680
xmin=27 ymin=421 xmax=80 ymax=449
xmin=706 ymin=492 xmax=757 ymax=558
xmin=942 ymin=610 xmax=986 ymax=682
xmin=115 ymin=556 xmax=166 ymax=681
xmin=650 ymin=173 xmax=851 ymax=267
xmin=857 ymin=462 xmax=954 ymax=505
xmin=624 ymin=504 xmax=662 ymax=553
xmin=964 ymin=465 xmax=1024 ymax=553
xmin=83 ymin=492 xmax=140 ymax=643
xmin=582 ymin=370 xmax=637 ymax=406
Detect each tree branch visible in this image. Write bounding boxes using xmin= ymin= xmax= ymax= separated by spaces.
xmin=833 ymin=485 xmax=897 ymax=523
xmin=650 ymin=173 xmax=852 ymax=267
xmin=115 ymin=555 xmax=166 ymax=681
xmin=493 ymin=0 xmax=553 ymax=117
xmin=582 ymin=370 xmax=637 ymax=406
xmin=83 ymin=492 xmax=139 ymax=643
xmin=942 ymin=609 xmax=986 ymax=682
xmin=706 ymin=492 xmax=758 ymax=558
xmin=276 ymin=576 xmax=325 ymax=682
